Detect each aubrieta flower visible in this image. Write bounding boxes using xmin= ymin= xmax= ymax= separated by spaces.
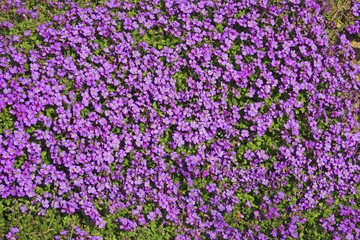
xmin=0 ymin=0 xmax=360 ymax=239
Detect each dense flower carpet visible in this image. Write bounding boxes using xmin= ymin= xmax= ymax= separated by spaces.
xmin=0 ymin=0 xmax=360 ymax=239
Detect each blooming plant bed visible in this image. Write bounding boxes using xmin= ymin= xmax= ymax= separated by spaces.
xmin=0 ymin=0 xmax=360 ymax=239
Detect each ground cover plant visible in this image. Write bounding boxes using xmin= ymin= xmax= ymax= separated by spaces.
xmin=0 ymin=0 xmax=360 ymax=239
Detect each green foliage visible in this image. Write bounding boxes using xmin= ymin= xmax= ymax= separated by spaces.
xmin=81 ymin=108 xmax=90 ymax=118
xmin=159 ymin=128 xmax=173 ymax=153
xmin=132 ymin=28 xmax=182 ymax=50
xmin=225 ymin=191 xmax=337 ymax=239
xmin=60 ymin=78 xmax=75 ymax=95
xmin=0 ymin=107 xmax=14 ymax=134
xmin=0 ymin=199 xmax=65 ymax=239
xmin=0 ymin=197 xmax=180 ymax=239
xmin=152 ymin=101 xmax=164 ymax=116
xmin=41 ymin=150 xmax=51 ymax=164
xmin=14 ymin=154 xmax=26 ymax=169
xmin=45 ymin=107 xmax=56 ymax=119
xmin=173 ymin=71 xmax=188 ymax=91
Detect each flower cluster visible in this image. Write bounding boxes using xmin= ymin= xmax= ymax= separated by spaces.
xmin=4 ymin=227 xmax=19 ymax=240
xmin=348 ymin=0 xmax=360 ymax=35
xmin=0 ymin=0 xmax=39 ymax=29
xmin=0 ymin=0 xmax=359 ymax=239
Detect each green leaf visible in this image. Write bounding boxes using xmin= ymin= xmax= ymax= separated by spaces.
xmin=81 ymin=108 xmax=90 ymax=118
xmin=14 ymin=154 xmax=26 ymax=168
xmin=41 ymin=151 xmax=47 ymax=162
